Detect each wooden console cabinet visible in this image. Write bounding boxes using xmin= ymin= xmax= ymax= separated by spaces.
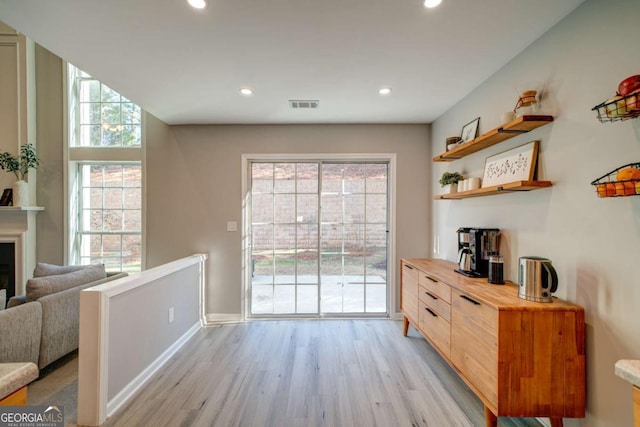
xmin=401 ymin=258 xmax=585 ymax=427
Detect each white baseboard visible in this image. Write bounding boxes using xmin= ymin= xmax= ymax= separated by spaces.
xmin=205 ymin=313 xmax=244 ymax=325
xmin=537 ymin=418 xmax=551 ymax=427
xmin=106 ymin=322 xmax=201 ymax=416
xmin=393 ymin=311 xmax=404 ymax=321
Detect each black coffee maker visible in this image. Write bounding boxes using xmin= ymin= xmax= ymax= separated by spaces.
xmin=455 ymin=227 xmax=500 ymax=278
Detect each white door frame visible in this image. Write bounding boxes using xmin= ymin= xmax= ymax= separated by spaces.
xmin=240 ymin=153 xmax=397 ymax=319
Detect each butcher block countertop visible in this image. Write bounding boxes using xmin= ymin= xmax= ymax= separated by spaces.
xmin=616 ymin=360 xmax=640 ymax=388
xmin=403 ymin=258 xmax=582 ymax=311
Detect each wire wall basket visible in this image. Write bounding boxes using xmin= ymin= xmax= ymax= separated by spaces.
xmin=591 ymin=163 xmax=640 ymax=198
xmin=592 ymin=92 xmax=640 ymax=123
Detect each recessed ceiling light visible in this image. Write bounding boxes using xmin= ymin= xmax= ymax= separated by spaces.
xmin=423 ymin=0 xmax=442 ymax=8
xmin=187 ymin=0 xmax=207 ymax=10
xmin=379 ymin=87 xmax=392 ymax=95
xmin=240 ymin=88 xmax=254 ymax=96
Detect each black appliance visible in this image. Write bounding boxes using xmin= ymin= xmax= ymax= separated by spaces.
xmin=455 ymin=227 xmax=500 ymax=278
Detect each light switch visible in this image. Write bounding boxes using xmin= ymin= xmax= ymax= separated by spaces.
xmin=227 ymin=221 xmax=238 ymax=232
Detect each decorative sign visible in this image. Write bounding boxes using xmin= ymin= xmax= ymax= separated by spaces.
xmin=482 ymin=140 xmax=539 ymax=188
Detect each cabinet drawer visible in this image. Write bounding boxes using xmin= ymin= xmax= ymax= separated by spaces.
xmin=418 ymin=272 xmax=451 ymax=303
xmin=419 ymin=284 xmax=451 ymax=322
xmin=451 ymin=289 xmax=498 ymax=406
xmin=419 ymin=300 xmax=450 ymax=359
xmin=402 ymin=261 xmax=419 ymax=283
xmin=401 ymin=263 xmax=419 ymax=322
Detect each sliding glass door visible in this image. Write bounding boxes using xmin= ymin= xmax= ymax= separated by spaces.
xmin=249 ymin=161 xmax=388 ymax=317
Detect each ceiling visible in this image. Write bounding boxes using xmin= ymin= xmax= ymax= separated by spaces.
xmin=0 ymin=0 xmax=584 ymax=125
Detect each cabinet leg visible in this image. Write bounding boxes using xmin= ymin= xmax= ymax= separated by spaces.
xmin=484 ymin=406 xmax=497 ymax=427
xmin=549 ymin=418 xmax=563 ymax=427
xmin=402 ymin=316 xmax=409 ymax=336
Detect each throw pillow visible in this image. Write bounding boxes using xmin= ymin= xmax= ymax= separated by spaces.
xmin=26 ymin=263 xmax=106 ymax=302
xmin=33 ymin=262 xmax=90 ymax=278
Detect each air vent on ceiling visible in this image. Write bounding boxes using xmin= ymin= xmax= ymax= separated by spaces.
xmin=289 ymin=100 xmax=319 ymax=109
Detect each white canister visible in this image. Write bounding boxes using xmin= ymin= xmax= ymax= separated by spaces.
xmin=468 ymin=177 xmax=481 ymax=190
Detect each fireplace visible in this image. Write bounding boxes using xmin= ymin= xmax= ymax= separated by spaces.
xmin=0 ymin=206 xmax=44 ymax=296
xmin=0 ymin=243 xmax=15 ymax=301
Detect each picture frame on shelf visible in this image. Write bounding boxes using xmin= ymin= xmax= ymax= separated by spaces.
xmin=0 ymin=188 xmax=12 ymax=206
xmin=481 ymin=140 xmax=539 ymax=188
xmin=460 ymin=117 xmax=480 ymax=142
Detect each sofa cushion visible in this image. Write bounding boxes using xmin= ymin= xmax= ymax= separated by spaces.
xmin=33 ymin=262 xmax=91 ymax=278
xmin=7 ymin=295 xmax=26 ymax=309
xmin=26 ymin=264 xmax=106 ymax=302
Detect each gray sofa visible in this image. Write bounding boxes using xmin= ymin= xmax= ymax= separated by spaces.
xmin=0 ymin=263 xmax=127 ymax=369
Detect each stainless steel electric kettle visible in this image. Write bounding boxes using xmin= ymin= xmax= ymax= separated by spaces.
xmin=518 ymin=256 xmax=558 ymax=302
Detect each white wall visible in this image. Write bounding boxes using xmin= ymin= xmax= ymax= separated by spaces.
xmin=145 ymin=123 xmax=431 ymax=318
xmin=431 ymin=1 xmax=640 ymax=426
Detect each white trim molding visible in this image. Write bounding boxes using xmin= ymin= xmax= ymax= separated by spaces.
xmin=205 ymin=313 xmax=244 ymax=325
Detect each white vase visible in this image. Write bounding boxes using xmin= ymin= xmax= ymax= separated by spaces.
xmin=446 ymin=183 xmax=458 ymax=194
xmin=12 ymin=180 xmax=28 ymax=207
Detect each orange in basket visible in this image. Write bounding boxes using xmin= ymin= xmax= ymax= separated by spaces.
xmin=597 ymin=183 xmax=616 ymax=197
xmin=615 ymin=181 xmax=636 ymax=196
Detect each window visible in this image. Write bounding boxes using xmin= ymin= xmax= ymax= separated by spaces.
xmin=67 ymin=64 xmax=143 ymax=272
xmin=249 ymin=161 xmax=389 ymax=317
xmin=75 ymin=76 xmax=141 ymax=147
xmin=77 ymin=164 xmax=142 ymax=271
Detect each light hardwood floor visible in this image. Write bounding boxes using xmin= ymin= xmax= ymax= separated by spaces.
xmin=30 ymin=320 xmax=543 ymax=426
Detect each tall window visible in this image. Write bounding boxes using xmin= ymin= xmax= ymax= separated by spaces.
xmin=67 ymin=65 xmax=143 ymax=272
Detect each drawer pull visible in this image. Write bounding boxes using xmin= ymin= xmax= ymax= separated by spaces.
xmin=425 ymin=291 xmax=438 ymax=300
xmin=404 ymin=264 xmax=414 ymax=270
xmin=460 ymin=295 xmax=481 ymax=306
xmin=425 ymin=307 xmax=438 ymax=317
xmin=424 ymin=275 xmax=438 ymax=283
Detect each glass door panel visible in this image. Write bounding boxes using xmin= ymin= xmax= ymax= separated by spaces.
xmin=250 ymin=161 xmax=388 ymax=316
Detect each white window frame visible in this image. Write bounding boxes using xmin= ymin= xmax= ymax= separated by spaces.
xmin=63 ymin=63 xmax=146 ymax=270
xmin=241 ymin=153 xmax=397 ymax=321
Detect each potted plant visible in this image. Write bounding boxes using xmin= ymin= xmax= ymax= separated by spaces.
xmin=0 ymin=143 xmax=40 ymax=206
xmin=439 ymin=171 xmax=464 ymax=194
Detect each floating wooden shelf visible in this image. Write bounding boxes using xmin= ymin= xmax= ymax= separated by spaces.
xmin=433 ymin=115 xmax=554 ymax=162
xmin=434 ymin=180 xmax=552 ymax=200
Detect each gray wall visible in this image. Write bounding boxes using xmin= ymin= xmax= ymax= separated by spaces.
xmin=107 ymin=263 xmax=201 ymax=399
xmin=431 ymin=1 xmax=640 ymax=426
xmin=145 ymin=123 xmax=431 ymax=315
xmin=35 ymin=45 xmax=64 ymax=265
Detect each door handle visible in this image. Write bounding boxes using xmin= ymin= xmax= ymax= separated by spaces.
xmin=425 ymin=291 xmax=438 ymax=300
xmin=424 ymin=275 xmax=437 ymax=283
xmin=425 ymin=307 xmax=438 ymax=317
xmin=404 ymin=264 xmax=414 ymax=270
xmin=460 ymin=295 xmax=480 ymax=306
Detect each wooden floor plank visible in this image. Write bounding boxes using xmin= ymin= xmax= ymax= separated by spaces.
xmin=28 ymin=319 xmax=544 ymax=427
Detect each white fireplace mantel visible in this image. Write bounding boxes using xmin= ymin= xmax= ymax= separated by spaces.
xmin=0 ymin=206 xmax=44 ymax=295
